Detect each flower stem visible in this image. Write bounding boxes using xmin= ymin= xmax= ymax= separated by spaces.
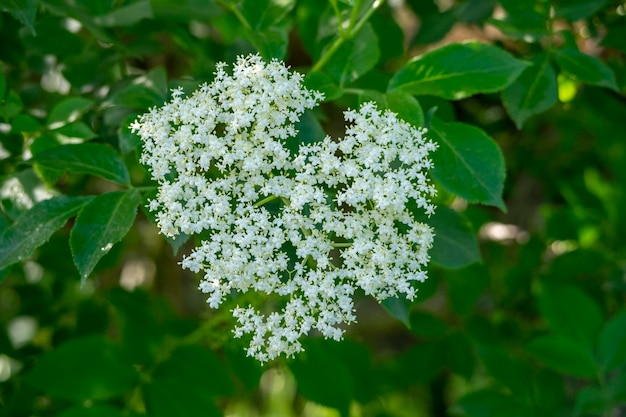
xmin=219 ymin=0 xmax=253 ymax=31
xmin=311 ymin=0 xmax=385 ymax=73
xmin=254 ymin=195 xmax=279 ymax=207
xmin=332 ymin=242 xmax=352 ymax=248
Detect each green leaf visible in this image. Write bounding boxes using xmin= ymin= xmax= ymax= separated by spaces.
xmin=381 ymin=296 xmax=411 ymax=328
xmin=0 ymin=67 xmax=6 ymax=99
xmin=145 ymin=66 xmax=169 ymax=99
xmin=93 ymin=0 xmax=153 ymax=26
xmin=241 ymin=0 xmax=296 ymax=30
xmin=370 ymin=12 xmax=404 ymax=61
xmin=0 ymin=0 xmax=38 ymax=35
xmin=602 ymin=24 xmax=626 ymax=54
xmin=597 ymin=311 xmax=626 ymax=372
xmin=502 ymin=54 xmax=558 ymax=128
xmin=445 ymin=332 xmax=475 ymax=379
xmin=246 ymin=24 xmax=290 ymax=60
xmin=412 ymin=10 xmax=456 ymax=45
xmin=451 ymin=390 xmax=520 ymax=417
xmin=11 ymin=114 xmax=42 ymax=133
xmin=289 ymin=339 xmax=354 ymax=416
xmin=110 ymin=84 xmax=164 ymax=109
xmin=477 ymin=345 xmax=532 ymax=397
xmin=409 ymin=310 xmax=448 ymax=339
xmin=526 ymin=334 xmax=597 ymax=378
xmin=153 ymin=345 xmax=234 ymax=396
xmin=294 ymin=109 xmax=326 ymax=144
xmin=429 ymin=118 xmax=506 ymax=210
xmin=0 ymin=196 xmax=93 ymax=272
xmin=70 ymin=189 xmax=141 ymax=281
xmin=446 ymin=264 xmax=489 ymax=316
xmin=144 ymin=379 xmax=221 ymax=417
xmin=53 ymin=121 xmax=98 ymax=141
xmin=151 ymin=0 xmax=221 ymax=21
xmin=358 ymin=90 xmax=424 ymax=128
xmin=554 ymin=0 xmax=608 ymax=21
xmin=325 ymin=22 xmax=380 ymax=85
xmin=609 ymin=372 xmax=626 ymax=402
xmin=328 ymin=339 xmax=375 ymax=403
xmin=223 ymin=346 xmax=263 ymax=391
xmin=574 ymin=386 xmax=612 ymax=416
xmin=488 ymin=0 xmax=548 ymax=41
xmin=33 ymin=143 xmax=131 ymax=185
xmin=392 ymin=342 xmax=444 ymax=384
xmin=56 ymin=404 xmax=126 ymax=417
xmin=0 ymin=90 xmax=23 ymax=121
xmin=25 ymin=335 xmax=137 ymax=401
xmin=555 ymin=48 xmax=618 ymax=90
xmin=46 ymin=97 xmax=95 ymax=129
xmin=108 ymin=288 xmax=167 ymax=364
xmin=389 ymin=41 xmax=529 ymax=99
xmin=304 ymin=72 xmax=343 ymax=101
xmin=538 ymin=284 xmax=603 ymax=346
xmin=426 ymin=206 xmax=481 ymax=269
xmin=455 ymin=0 xmax=496 ymax=24
xmin=118 ymin=114 xmax=142 ymax=154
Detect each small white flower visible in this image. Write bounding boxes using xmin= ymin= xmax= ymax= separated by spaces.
xmin=132 ymin=54 xmax=437 ymax=363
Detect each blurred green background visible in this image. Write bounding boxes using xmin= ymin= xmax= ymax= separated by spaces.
xmin=1 ymin=0 xmax=626 ymax=416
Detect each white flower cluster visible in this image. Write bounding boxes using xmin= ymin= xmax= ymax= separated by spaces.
xmin=132 ymin=54 xmax=437 ymax=362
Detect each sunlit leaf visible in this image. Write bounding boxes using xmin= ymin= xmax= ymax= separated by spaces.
xmin=389 ymin=41 xmax=529 ymax=99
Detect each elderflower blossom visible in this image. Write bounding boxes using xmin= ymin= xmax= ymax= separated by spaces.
xmin=132 ymin=54 xmax=437 ymax=363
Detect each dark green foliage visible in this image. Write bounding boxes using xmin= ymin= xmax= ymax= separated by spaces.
xmin=1 ymin=0 xmax=625 ymax=416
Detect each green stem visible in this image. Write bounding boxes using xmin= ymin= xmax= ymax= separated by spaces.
xmin=311 ymin=0 xmax=385 ymax=73
xmin=332 ymin=242 xmax=352 ymax=248
xmin=135 ymin=185 xmax=158 ymax=192
xmin=343 ymin=87 xmax=367 ymax=96
xmin=329 ymin=0 xmax=345 ymax=36
xmin=254 ymin=194 xmax=279 ymax=207
xmin=348 ymin=0 xmax=363 ymax=30
xmin=219 ymin=0 xmax=253 ymax=31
